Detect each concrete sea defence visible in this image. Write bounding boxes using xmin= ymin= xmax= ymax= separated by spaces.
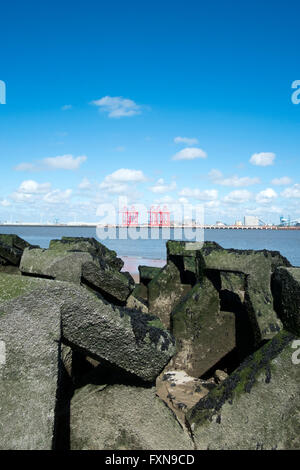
xmin=0 ymin=234 xmax=299 ymax=450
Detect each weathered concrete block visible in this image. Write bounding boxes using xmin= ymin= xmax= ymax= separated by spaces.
xmin=70 ymin=384 xmax=194 ymax=450
xmin=197 ymin=243 xmax=291 ymax=343
xmin=0 ymin=234 xmax=38 ymax=267
xmin=0 ymin=241 xmax=22 ymax=266
xmin=167 ymin=240 xmax=202 ymax=279
xmin=82 ymin=260 xmax=134 ymax=304
xmin=60 ymin=284 xmax=176 ymax=382
xmin=171 ymin=278 xmax=235 ymax=377
xmin=20 ymin=247 xmax=95 ymax=283
xmin=126 ymin=294 xmax=148 ymax=313
xmin=187 ymin=330 xmax=300 ymax=450
xmin=148 ymin=260 xmax=192 ymax=329
xmin=272 ymin=267 xmax=300 ymax=336
xmin=49 ymin=236 xmax=124 ymax=271
xmin=0 ymin=275 xmax=62 ymax=450
xmin=0 ymin=234 xmax=35 ymax=252
xmin=138 ymin=265 xmax=162 ymax=285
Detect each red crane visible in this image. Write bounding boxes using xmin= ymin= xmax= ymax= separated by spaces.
xmin=148 ymin=205 xmax=170 ymax=227
xmin=119 ymin=206 xmax=139 ymax=226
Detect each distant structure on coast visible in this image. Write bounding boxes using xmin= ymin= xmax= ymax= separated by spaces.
xmin=244 ymin=215 xmax=259 ymax=226
xmin=119 ymin=206 xmax=139 ymax=226
xmin=148 ymin=206 xmax=171 ymax=227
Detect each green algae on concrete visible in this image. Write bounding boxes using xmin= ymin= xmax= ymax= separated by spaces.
xmin=0 ymin=273 xmax=54 ymax=302
xmin=49 ymin=236 xmax=124 ymax=271
xmin=81 ymin=260 xmax=134 ymax=304
xmin=148 ymin=260 xmax=192 ymax=329
xmin=70 ymin=384 xmax=194 ymax=450
xmin=138 ymin=265 xmax=162 ymax=285
xmin=0 ymin=278 xmax=62 ymax=449
xmin=186 ymin=329 xmax=300 ymax=449
xmin=20 ymin=247 xmax=96 ymax=283
xmin=170 ymin=278 xmax=235 ymax=377
xmin=0 ymin=272 xmax=176 ymax=382
xmin=0 ymin=241 xmax=22 ymax=266
xmin=0 ymin=234 xmax=35 ymax=251
xmin=197 ymin=244 xmax=292 ymax=343
xmin=272 ymin=267 xmax=300 ymax=336
xmin=0 ymin=235 xmax=37 ymax=267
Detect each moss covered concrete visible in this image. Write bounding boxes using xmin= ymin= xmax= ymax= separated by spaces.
xmin=49 ymin=236 xmax=123 ymax=271
xmin=148 ymin=260 xmax=191 ymax=329
xmin=170 ymin=279 xmax=235 ymax=377
xmin=186 ymin=329 xmax=300 ymax=449
xmin=272 ymin=267 xmax=300 ymax=336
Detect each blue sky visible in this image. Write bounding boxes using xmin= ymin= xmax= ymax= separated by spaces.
xmin=0 ymin=0 xmax=300 ymax=224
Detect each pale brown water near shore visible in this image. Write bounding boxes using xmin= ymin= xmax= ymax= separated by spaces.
xmin=120 ymin=256 xmax=166 ymax=282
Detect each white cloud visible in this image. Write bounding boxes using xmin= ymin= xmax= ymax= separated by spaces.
xmin=99 ymin=182 xmax=129 ymax=194
xmin=256 ymin=188 xmax=277 ymax=204
xmin=99 ymin=168 xmax=146 ymax=194
xmin=172 ymin=147 xmax=207 ymax=161
xmin=18 ymin=180 xmax=51 ymax=194
xmin=149 ymin=178 xmax=176 ymax=193
xmin=14 ymin=163 xmax=35 ymax=171
xmin=102 ymin=169 xmax=146 ymax=183
xmin=153 ymin=195 xmax=174 ymax=204
xmin=204 ymin=200 xmax=220 ymax=208
xmin=78 ymin=178 xmax=92 ymax=190
xmin=249 ymin=152 xmax=276 ymax=167
xmin=91 ymin=96 xmax=141 ymax=118
xmin=223 ymin=190 xmax=252 ymax=204
xmin=0 ymin=199 xmax=11 ymax=207
xmin=61 ymin=104 xmax=72 ymax=111
xmin=174 ymin=136 xmax=199 ymax=146
xmin=15 ymin=155 xmax=87 ymax=172
xmin=246 ymin=205 xmax=282 ymax=216
xmin=178 ymin=197 xmax=189 ymax=204
xmin=179 ymin=188 xmax=218 ymax=201
xmin=281 ymin=184 xmax=300 ymax=198
xmin=209 ymin=169 xmax=260 ymax=187
xmin=43 ymin=189 xmax=72 ymax=204
xmin=10 ymin=192 xmax=34 ymax=203
xmin=43 ymin=155 xmax=87 ymax=170
xmin=271 ymin=176 xmax=292 ymax=186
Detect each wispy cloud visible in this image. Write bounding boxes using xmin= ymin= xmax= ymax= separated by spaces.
xmin=271 ymin=176 xmax=292 ymax=186
xmin=179 ymin=188 xmax=218 ymax=201
xmin=223 ymin=190 xmax=252 ymax=204
xmin=91 ymin=96 xmax=141 ymax=118
xmin=43 ymin=189 xmax=72 ymax=204
xmin=61 ymin=104 xmax=72 ymax=111
xmin=0 ymin=199 xmax=11 ymax=207
xmin=149 ymin=178 xmax=176 ymax=194
xmin=43 ymin=155 xmax=87 ymax=170
xmin=18 ymin=180 xmax=52 ymax=194
xmin=256 ymin=188 xmax=277 ymax=204
xmin=174 ymin=136 xmax=199 ymax=146
xmin=172 ymin=147 xmax=207 ymax=161
xmin=281 ymin=184 xmax=300 ymax=198
xmin=249 ymin=152 xmax=275 ymax=167
xmin=78 ymin=178 xmax=92 ymax=190
xmin=99 ymin=168 xmax=146 ymax=194
xmin=209 ymin=169 xmax=260 ymax=187
xmin=15 ymin=155 xmax=87 ymax=172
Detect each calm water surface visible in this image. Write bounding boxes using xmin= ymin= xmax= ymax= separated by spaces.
xmin=0 ymin=226 xmax=299 ymax=266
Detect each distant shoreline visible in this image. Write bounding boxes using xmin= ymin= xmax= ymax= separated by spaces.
xmin=0 ymin=224 xmax=299 ymax=230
